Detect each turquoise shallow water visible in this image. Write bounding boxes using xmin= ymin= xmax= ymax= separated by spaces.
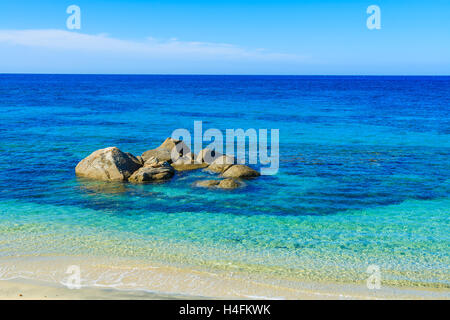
xmin=0 ymin=75 xmax=449 ymax=291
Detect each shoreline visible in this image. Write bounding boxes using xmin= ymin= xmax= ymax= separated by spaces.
xmin=1 ymin=268 xmax=448 ymax=300
xmin=0 ymin=254 xmax=448 ymax=300
xmin=0 ymin=278 xmax=201 ymax=300
xmin=2 ymin=278 xmax=448 ymax=300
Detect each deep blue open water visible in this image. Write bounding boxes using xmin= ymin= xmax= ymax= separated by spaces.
xmin=0 ymin=75 xmax=449 ymax=291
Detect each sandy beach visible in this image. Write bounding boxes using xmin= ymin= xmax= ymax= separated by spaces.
xmin=0 ymin=278 xmax=191 ymax=300
xmin=1 ymin=270 xmax=448 ymax=300
xmin=2 ymin=279 xmax=448 ymax=300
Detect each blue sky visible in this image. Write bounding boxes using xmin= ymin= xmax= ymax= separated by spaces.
xmin=0 ymin=0 xmax=449 ymax=74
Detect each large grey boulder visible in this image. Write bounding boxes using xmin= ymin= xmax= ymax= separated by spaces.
xmin=141 ymin=137 xmax=190 ymax=163
xmin=75 ymin=147 xmax=142 ymax=181
xmin=128 ymin=162 xmax=174 ymax=183
xmin=222 ymin=165 xmax=260 ymax=178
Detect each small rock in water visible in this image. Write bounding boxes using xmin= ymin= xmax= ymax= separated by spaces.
xmin=218 ymin=178 xmax=240 ymax=189
xmin=222 ymin=165 xmax=260 ymax=179
xmin=195 ymin=178 xmax=241 ymax=189
xmin=196 ymin=180 xmax=220 ymax=188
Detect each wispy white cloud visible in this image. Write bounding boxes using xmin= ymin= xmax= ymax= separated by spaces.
xmin=0 ymin=29 xmax=305 ymax=62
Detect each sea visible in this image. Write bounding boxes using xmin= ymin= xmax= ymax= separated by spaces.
xmin=0 ymin=75 xmax=449 ymax=297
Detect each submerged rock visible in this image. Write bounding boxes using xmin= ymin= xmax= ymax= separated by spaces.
xmin=195 ymin=178 xmax=241 ymax=189
xmin=75 ymin=147 xmax=142 ymax=181
xmin=222 ymin=165 xmax=260 ymax=178
xmin=128 ymin=162 xmax=174 ymax=183
xmin=196 ymin=180 xmax=220 ymax=188
xmin=172 ymin=162 xmax=209 ymax=171
xmin=218 ymin=178 xmax=240 ymax=189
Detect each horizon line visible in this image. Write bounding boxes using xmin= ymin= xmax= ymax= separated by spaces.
xmin=1 ymin=73 xmax=449 ymax=77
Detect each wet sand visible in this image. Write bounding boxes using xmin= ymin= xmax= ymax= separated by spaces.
xmin=1 ymin=276 xmax=448 ymax=300
xmin=0 ymin=278 xmax=198 ymax=300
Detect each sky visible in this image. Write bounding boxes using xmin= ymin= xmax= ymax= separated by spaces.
xmin=0 ymin=0 xmax=449 ymax=75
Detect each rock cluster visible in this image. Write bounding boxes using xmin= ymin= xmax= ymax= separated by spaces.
xmin=75 ymin=137 xmax=261 ymax=189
